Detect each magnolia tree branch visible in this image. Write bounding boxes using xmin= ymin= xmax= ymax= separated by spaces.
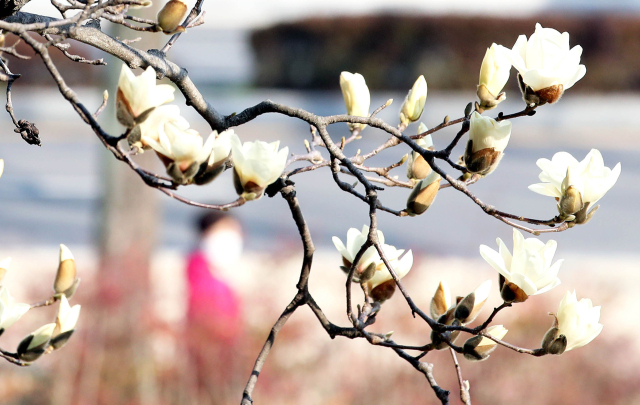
xmin=0 ymin=6 xmax=595 ymax=404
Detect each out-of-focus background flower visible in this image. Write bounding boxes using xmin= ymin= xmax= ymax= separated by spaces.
xmin=0 ymin=0 xmax=638 ymax=404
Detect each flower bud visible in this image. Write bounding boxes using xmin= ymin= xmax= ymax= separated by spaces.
xmin=406 ymin=171 xmax=440 ymax=216
xmin=54 ymin=244 xmax=79 ymax=298
xmin=406 ymin=123 xmax=433 ymax=180
xmin=498 ymin=274 xmax=529 ymax=304
xmin=454 ymin=279 xmax=492 ymax=324
xmin=157 ymin=0 xmax=188 ymax=34
xmin=50 ymin=295 xmax=81 ymax=350
xmin=463 ymin=325 xmax=508 ymax=361
xmin=477 ymin=44 xmax=510 ymax=111
xmin=430 ymin=280 xmax=452 ymax=320
xmin=340 ymin=71 xmax=370 ymax=131
xmin=400 ymin=75 xmax=427 ymax=126
xmin=558 ymin=166 xmax=585 ymax=217
xmin=17 ymin=323 xmax=56 ymax=362
xmin=541 ymin=325 xmax=567 ymax=355
xmin=370 ymin=279 xmax=396 ymax=303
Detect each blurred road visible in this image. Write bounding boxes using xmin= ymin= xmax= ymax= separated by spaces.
xmin=0 ymin=88 xmax=637 ymax=257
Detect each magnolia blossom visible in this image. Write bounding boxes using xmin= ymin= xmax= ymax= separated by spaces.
xmin=230 ymin=134 xmax=289 ymax=200
xmin=556 ymin=291 xmax=603 ymax=352
xmin=400 ymin=75 xmax=428 ymax=126
xmin=332 ymin=226 xmax=413 ymax=295
xmin=0 ymin=159 xmax=4 ymax=178
xmin=144 ymin=112 xmax=233 ymax=184
xmin=497 ymin=24 xmax=586 ymax=104
xmin=139 ymin=105 xmax=189 ymax=147
xmin=0 ymin=286 xmax=30 ymax=334
xmin=529 ymin=149 xmax=621 ymax=220
xmin=477 ymin=44 xmax=511 ymax=110
xmin=54 ymin=244 xmax=79 ymax=298
xmin=340 ymin=71 xmax=370 ymax=131
xmin=464 ymin=112 xmax=511 ymax=175
xmin=480 ymin=229 xmax=562 ymax=303
xmin=116 ymin=65 xmax=175 ymax=127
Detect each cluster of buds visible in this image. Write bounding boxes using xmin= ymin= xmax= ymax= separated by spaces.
xmin=429 ymin=280 xmax=493 ymax=352
xmin=333 ymin=226 xmax=413 ymax=303
xmin=0 ymin=245 xmax=81 ymax=363
xmin=529 ymin=149 xmax=621 ymax=224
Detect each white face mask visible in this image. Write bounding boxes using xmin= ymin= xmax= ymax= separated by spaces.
xmin=201 ymin=230 xmax=244 ymax=273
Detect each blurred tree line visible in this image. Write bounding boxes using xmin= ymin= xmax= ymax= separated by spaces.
xmin=251 ymin=14 xmax=640 ymax=91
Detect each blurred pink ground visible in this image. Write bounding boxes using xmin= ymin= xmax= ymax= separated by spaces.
xmin=0 ymin=247 xmax=637 ymax=404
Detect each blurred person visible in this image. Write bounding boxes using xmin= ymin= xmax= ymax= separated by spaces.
xmin=185 ymin=211 xmax=244 ymax=403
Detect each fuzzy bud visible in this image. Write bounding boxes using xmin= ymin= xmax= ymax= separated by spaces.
xmin=157 ymin=0 xmax=188 ymax=34
xmin=400 ymin=75 xmax=428 ymax=126
xmin=406 ymin=171 xmax=440 ymax=216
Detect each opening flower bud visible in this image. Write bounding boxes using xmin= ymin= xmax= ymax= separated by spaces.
xmin=477 ymin=44 xmax=510 ymax=111
xmin=430 ymin=280 xmax=452 ymax=320
xmin=406 ymin=123 xmax=434 ymax=181
xmin=463 ymin=325 xmax=508 ymax=361
xmin=431 ymin=314 xmax=460 ymax=350
xmin=400 ymin=75 xmax=427 ymax=126
xmin=454 ymin=280 xmax=492 ymax=324
xmin=340 ymin=71 xmax=370 ymax=131
xmin=406 ymin=171 xmax=440 ymax=216
xmin=464 ymin=112 xmax=511 ymax=176
xmin=157 ymin=0 xmax=188 ymax=34
xmin=498 ymin=274 xmax=529 ymax=304
xmin=17 ymin=323 xmax=56 ymax=362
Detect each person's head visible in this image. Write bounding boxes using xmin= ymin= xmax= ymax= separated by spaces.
xmin=196 ymin=211 xmax=243 ymax=270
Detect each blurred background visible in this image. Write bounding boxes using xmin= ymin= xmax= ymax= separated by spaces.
xmin=0 ymin=0 xmax=639 ymax=404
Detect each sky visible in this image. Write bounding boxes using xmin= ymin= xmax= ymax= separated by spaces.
xmin=21 ymin=0 xmax=640 ymax=30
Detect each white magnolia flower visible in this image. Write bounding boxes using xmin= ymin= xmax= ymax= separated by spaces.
xmin=0 ymin=159 xmax=4 ymax=178
xmin=0 ymin=286 xmax=30 ymax=334
xmin=332 ymin=225 xmax=412 ymax=291
xmin=497 ymin=24 xmax=586 ymax=104
xmin=464 ymin=112 xmax=511 ymax=175
xmin=529 ymin=149 xmax=621 ymax=211
xmin=556 ymin=291 xmax=603 ymax=351
xmin=366 ymin=248 xmax=413 ymax=291
xmin=340 ymin=71 xmax=370 ymax=131
xmin=480 ymin=229 xmax=562 ymax=301
xmin=54 ymin=244 xmax=79 ymax=298
xmin=477 ymin=43 xmax=511 ymax=110
xmin=230 ymin=133 xmax=289 ymax=200
xmin=54 ymin=295 xmax=81 ymax=336
xmin=139 ymin=105 xmax=189 ymax=147
xmin=400 ymin=75 xmax=428 ymax=126
xmin=116 ymin=65 xmax=175 ymax=127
